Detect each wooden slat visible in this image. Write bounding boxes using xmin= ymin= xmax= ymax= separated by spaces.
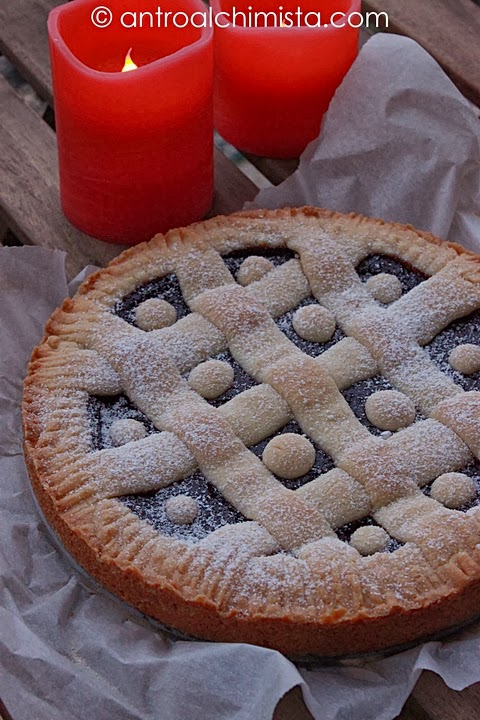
xmin=273 ymin=687 xmax=314 ymax=720
xmin=396 ymin=695 xmax=432 ymax=720
xmin=271 ymin=682 xmax=438 ymax=720
xmin=412 ymin=670 xmax=480 ymax=720
xmin=0 ymin=215 xmax=8 ymax=243
xmin=0 ymin=697 xmax=14 ymax=720
xmin=209 ymin=149 xmax=259 ymax=213
xmin=0 ymin=0 xmax=63 ymax=104
xmin=362 ymin=0 xmax=480 ymax=107
xmin=0 ymin=74 xmax=126 ymax=278
xmin=0 ymin=75 xmax=256 ymax=278
xmin=270 ymin=675 xmax=480 ymax=720
xmin=269 ymin=664 xmax=480 ymax=720
xmin=243 ymin=155 xmax=299 ymax=186
xmin=0 ymin=0 xmax=258 ymax=275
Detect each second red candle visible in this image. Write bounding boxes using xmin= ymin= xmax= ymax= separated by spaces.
xmin=212 ymin=0 xmax=361 ymax=158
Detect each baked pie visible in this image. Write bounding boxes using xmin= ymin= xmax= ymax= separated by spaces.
xmin=23 ymin=208 xmax=480 ymax=658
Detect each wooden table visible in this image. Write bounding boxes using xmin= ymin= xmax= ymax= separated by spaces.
xmin=1 ymin=1 xmax=480 ymax=718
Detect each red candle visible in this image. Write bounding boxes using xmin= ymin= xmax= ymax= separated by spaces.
xmin=212 ymin=0 xmax=361 ymax=158
xmin=48 ymin=0 xmax=213 ymax=244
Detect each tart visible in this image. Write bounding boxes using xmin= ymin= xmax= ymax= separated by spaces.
xmin=22 ymin=207 xmax=480 ymax=658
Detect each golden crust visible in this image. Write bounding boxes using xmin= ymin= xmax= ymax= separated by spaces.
xmin=22 ymin=207 xmax=480 ymax=657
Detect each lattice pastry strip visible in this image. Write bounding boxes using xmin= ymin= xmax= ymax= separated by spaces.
xmin=46 ymin=317 xmax=335 ymax=550
xmin=34 ymin=341 xmax=367 ymax=502
xmin=388 ymin=257 xmax=480 ymax=345
xmin=23 ymin=208 xmax=480 ymax=659
xmin=175 ymin=233 xmax=480 ymax=551
xmin=40 ymin=258 xmax=476 ymax=540
xmin=290 ymin=231 xmax=476 ymax=416
xmin=42 ymin=308 xmax=378 ymax=508
xmin=39 ymin=228 xmax=478 ymax=536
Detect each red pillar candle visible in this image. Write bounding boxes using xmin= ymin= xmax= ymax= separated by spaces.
xmin=48 ymin=0 xmax=213 ymax=244
xmin=212 ymin=0 xmax=361 ymax=158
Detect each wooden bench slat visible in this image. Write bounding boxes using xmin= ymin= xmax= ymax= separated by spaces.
xmin=243 ymin=155 xmax=299 ymax=186
xmin=270 ymin=673 xmax=480 ymax=720
xmin=362 ymin=0 xmax=480 ymax=107
xmin=0 ymin=74 xmax=126 ymax=278
xmin=0 ymin=1 xmax=259 ymax=275
xmin=0 ymin=0 xmax=62 ymax=105
xmin=0 ymin=697 xmax=14 ymax=720
xmin=0 ymin=216 xmax=9 ymax=243
xmin=396 ymin=695 xmax=432 ymax=720
xmin=412 ymin=670 xmax=480 ymax=720
xmin=273 ymin=687 xmax=314 ymax=720
xmin=0 ymin=74 xmax=257 ymax=277
xmin=209 ymin=150 xmax=259 ymax=213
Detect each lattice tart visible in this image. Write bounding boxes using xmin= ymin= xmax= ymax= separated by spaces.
xmin=23 ymin=208 xmax=480 ymax=658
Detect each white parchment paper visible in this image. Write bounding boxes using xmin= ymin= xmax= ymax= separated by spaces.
xmin=249 ymin=34 xmax=480 ymax=252
xmin=2 ymin=33 xmax=480 ymax=720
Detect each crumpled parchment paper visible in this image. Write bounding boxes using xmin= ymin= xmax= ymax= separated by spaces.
xmin=2 ymin=32 xmax=480 ymax=720
xmin=249 ymin=34 xmax=480 ymax=252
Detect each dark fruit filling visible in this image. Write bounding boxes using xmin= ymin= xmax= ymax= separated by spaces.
xmin=88 ymin=252 xmax=479 ymax=545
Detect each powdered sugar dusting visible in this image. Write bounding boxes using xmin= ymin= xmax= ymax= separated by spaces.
xmin=85 ymin=248 xmax=480 ymax=556
xmin=121 ymin=471 xmax=246 ymax=542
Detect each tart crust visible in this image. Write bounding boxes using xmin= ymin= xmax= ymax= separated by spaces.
xmin=22 ymin=207 xmax=480 ymax=657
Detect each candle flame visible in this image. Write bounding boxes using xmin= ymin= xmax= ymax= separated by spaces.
xmin=122 ymin=48 xmax=138 ymax=73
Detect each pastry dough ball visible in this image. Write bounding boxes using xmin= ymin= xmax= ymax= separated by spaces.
xmin=350 ymin=526 xmax=389 ymax=556
xmin=365 ymin=390 xmax=416 ymax=431
xmin=237 ymin=256 xmax=274 ymax=286
xmin=292 ymin=305 xmax=336 ymax=343
xmin=110 ymin=419 xmax=147 ymax=446
xmin=366 ymin=273 xmax=403 ymax=304
xmin=135 ymin=299 xmax=177 ymax=331
xmin=449 ymin=344 xmax=480 ymax=375
xmin=188 ymin=360 xmax=235 ymax=400
xmin=263 ymin=433 xmax=316 ymax=479
xmin=165 ymin=495 xmax=198 ymax=525
xmin=430 ymin=473 xmax=477 ymax=509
